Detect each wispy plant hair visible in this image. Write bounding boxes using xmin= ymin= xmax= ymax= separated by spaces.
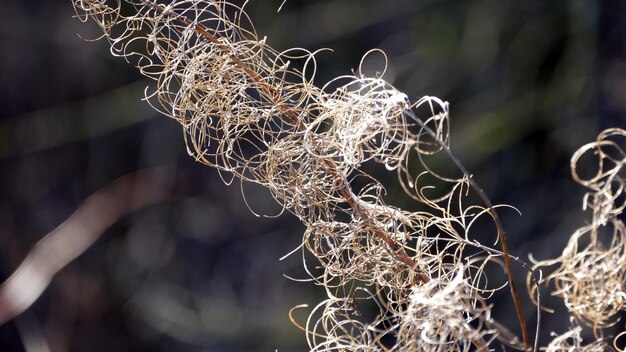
xmin=530 ymin=128 xmax=626 ymax=348
xmin=73 ymin=1 xmax=626 ymax=351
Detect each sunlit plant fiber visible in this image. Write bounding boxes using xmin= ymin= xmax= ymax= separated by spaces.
xmin=530 ymin=129 xmax=626 ymax=350
xmin=72 ymin=1 xmax=626 ymax=350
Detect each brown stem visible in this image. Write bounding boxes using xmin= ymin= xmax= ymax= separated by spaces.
xmin=481 ymin=192 xmax=529 ymax=349
xmin=410 ymin=114 xmax=530 ymax=349
xmin=151 ymin=3 xmax=428 ymax=283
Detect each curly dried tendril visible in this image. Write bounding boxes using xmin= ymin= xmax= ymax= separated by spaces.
xmin=394 ymin=267 xmax=496 ymax=352
xmin=74 ymin=1 xmax=534 ymax=350
xmin=544 ymin=325 xmax=604 ymax=352
xmin=530 ymin=128 xmax=626 ymax=347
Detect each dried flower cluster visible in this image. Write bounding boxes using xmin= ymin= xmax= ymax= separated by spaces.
xmin=544 ymin=326 xmax=604 ymax=352
xmin=531 ymin=128 xmax=626 ymax=349
xmin=71 ymin=0 xmax=626 ymax=351
xmin=394 ymin=267 xmax=496 ymax=351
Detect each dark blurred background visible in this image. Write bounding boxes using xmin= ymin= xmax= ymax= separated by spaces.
xmin=0 ymin=0 xmax=625 ymax=351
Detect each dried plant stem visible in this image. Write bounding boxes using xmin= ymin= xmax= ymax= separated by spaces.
xmin=153 ymin=4 xmax=302 ymax=127
xmin=0 ymin=167 xmax=179 ymax=325
xmin=72 ymin=1 xmax=558 ymax=349
xmin=410 ymin=112 xmax=530 ymax=349
xmin=483 ymin=199 xmax=529 ymax=349
xmin=152 ymin=3 xmax=428 ymax=283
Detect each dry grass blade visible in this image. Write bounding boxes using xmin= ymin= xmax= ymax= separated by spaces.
xmin=0 ymin=167 xmax=180 ymax=325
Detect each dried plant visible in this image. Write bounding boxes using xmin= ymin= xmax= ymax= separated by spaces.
xmin=531 ymin=128 xmax=626 ymax=349
xmin=66 ymin=0 xmax=626 ymax=351
xmin=543 ymin=325 xmax=605 ymax=352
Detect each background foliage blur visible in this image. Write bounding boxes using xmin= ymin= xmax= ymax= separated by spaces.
xmin=0 ymin=0 xmax=624 ymax=351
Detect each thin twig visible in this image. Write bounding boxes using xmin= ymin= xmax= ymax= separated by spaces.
xmin=0 ymin=167 xmax=181 ymax=325
xmin=408 ymin=110 xmax=530 ymax=349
